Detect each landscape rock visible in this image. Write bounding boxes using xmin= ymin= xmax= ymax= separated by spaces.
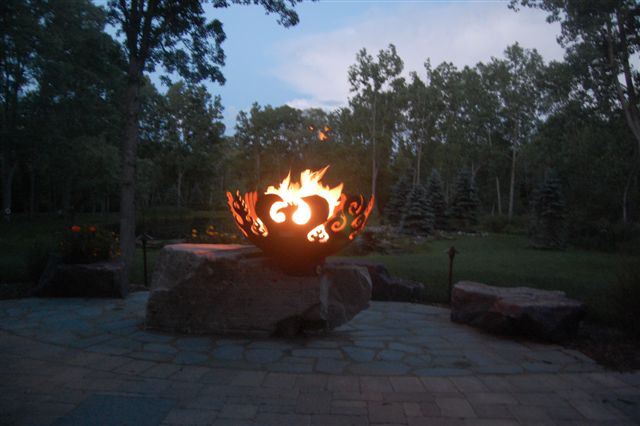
xmin=34 ymin=256 xmax=128 ymax=298
xmin=329 ymin=258 xmax=425 ymax=302
xmin=145 ymin=244 xmax=372 ymax=336
xmin=451 ymin=281 xmax=585 ymax=341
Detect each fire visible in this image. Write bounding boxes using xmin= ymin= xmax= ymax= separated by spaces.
xmin=265 ymin=166 xmax=343 ymax=225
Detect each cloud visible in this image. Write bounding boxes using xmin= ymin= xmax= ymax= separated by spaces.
xmin=285 ymin=98 xmax=343 ymax=110
xmin=273 ymin=3 xmax=564 ymax=109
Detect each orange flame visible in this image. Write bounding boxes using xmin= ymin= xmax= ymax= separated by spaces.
xmin=265 ymin=166 xmax=343 ymax=226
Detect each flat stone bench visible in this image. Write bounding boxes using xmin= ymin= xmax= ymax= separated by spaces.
xmin=451 ymin=281 xmax=586 ymax=342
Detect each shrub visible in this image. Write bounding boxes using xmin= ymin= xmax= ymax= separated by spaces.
xmin=26 ymin=239 xmax=55 ymax=282
xmin=400 ymin=184 xmax=434 ymax=236
xmin=529 ymin=172 xmax=567 ymax=249
xmin=384 ymin=174 xmax=412 ymax=226
xmin=426 ymin=169 xmax=447 ymax=230
xmin=609 ymin=261 xmax=640 ymax=337
xmin=448 ymin=169 xmax=479 ymax=230
xmin=60 ymin=225 xmax=118 ymax=264
xmin=186 ymin=225 xmax=240 ymax=244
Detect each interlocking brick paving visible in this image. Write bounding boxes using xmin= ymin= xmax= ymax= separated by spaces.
xmin=0 ymin=292 xmax=638 ymax=425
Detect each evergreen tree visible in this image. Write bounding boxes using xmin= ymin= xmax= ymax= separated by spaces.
xmin=400 ymin=184 xmax=434 ymax=235
xmin=426 ymin=169 xmax=447 ymax=230
xmin=384 ymin=173 xmax=412 ymax=226
xmin=529 ymin=172 xmax=566 ymax=249
xmin=449 ymin=169 xmax=479 ymax=230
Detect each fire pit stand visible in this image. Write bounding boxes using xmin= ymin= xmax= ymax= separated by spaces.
xmin=145 ymin=244 xmax=372 ymax=336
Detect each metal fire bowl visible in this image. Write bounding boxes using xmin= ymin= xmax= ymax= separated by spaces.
xmin=226 ymin=191 xmax=374 ymax=274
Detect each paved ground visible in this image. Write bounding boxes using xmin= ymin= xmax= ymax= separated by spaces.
xmin=0 ymin=292 xmax=638 ymax=425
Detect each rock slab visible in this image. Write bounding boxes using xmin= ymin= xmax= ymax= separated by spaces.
xmin=329 ymin=259 xmax=425 ymax=302
xmin=451 ymin=281 xmax=585 ymax=341
xmin=34 ymin=256 xmax=128 ymax=298
xmin=145 ymin=244 xmax=372 ymax=335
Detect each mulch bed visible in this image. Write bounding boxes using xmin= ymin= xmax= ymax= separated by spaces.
xmin=0 ymin=282 xmax=33 ymax=300
xmin=566 ymin=322 xmax=640 ymax=371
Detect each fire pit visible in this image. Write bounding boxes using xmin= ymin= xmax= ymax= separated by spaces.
xmin=226 ymin=166 xmax=374 ymax=273
xmin=145 ymin=166 xmax=375 ymax=336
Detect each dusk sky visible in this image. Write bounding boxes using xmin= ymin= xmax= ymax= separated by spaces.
xmin=173 ymin=1 xmax=565 ymax=133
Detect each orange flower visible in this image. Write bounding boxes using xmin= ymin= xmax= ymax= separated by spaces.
xmin=88 ymin=226 xmax=97 ymax=233
xmin=71 ymin=225 xmax=81 ymax=233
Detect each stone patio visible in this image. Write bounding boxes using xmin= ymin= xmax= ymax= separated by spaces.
xmin=0 ymin=291 xmax=638 ymax=425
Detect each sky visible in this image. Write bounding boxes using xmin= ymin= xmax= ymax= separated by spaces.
xmin=179 ymin=0 xmax=565 ymax=133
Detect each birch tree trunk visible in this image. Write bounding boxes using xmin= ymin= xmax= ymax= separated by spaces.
xmin=495 ymin=176 xmax=503 ymax=216
xmin=508 ymin=148 xmax=517 ymax=221
xmin=119 ymin=60 xmax=142 ymax=270
xmin=1 ymin=155 xmax=15 ymax=217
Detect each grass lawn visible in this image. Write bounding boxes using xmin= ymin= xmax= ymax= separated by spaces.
xmin=358 ymin=233 xmax=634 ymax=326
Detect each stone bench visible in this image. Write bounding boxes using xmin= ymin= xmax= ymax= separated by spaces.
xmin=450 ymin=281 xmax=585 ymax=342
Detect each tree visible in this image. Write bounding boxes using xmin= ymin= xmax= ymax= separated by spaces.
xmin=426 ymin=169 xmax=447 ymax=230
xmin=449 ymin=169 xmax=479 ymax=230
xmin=529 ymin=171 xmax=566 ymax=249
xmin=161 ymin=82 xmax=224 ymax=208
xmin=400 ymin=184 xmax=433 ymax=236
xmin=348 ymin=44 xmax=404 ymax=202
xmin=512 ymin=1 xmax=640 ymax=224
xmin=402 ymin=66 xmax=444 ymax=186
xmin=106 ymin=0 xmax=304 ymax=269
xmin=0 ymin=0 xmax=41 ymax=218
xmin=480 ymin=44 xmax=546 ymax=220
xmin=384 ymin=173 xmax=412 ymax=226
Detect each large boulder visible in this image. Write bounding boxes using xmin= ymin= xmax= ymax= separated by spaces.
xmin=451 ymin=281 xmax=585 ymax=341
xmin=145 ymin=244 xmax=372 ymax=336
xmin=34 ymin=256 xmax=128 ymax=298
xmin=329 ymin=259 xmax=425 ymax=302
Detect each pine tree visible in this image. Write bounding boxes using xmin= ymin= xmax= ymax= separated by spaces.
xmin=449 ymin=169 xmax=479 ymax=230
xmin=529 ymin=172 xmax=566 ymax=249
xmin=400 ymin=184 xmax=434 ymax=236
xmin=426 ymin=169 xmax=447 ymax=230
xmin=384 ymin=174 xmax=412 ymax=226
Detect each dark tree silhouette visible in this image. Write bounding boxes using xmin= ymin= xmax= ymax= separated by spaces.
xmin=106 ymin=0 xmax=303 ymax=269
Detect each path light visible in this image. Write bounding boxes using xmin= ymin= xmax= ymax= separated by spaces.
xmin=227 ymin=166 xmax=374 ymax=274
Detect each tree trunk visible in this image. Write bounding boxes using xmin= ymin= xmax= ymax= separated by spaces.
xmin=371 ymin=97 xmax=377 ymax=199
xmin=496 ymin=176 xmax=502 ymax=216
xmin=29 ymin=164 xmax=36 ymax=218
xmin=508 ymin=148 xmax=517 ymax=221
xmin=176 ymin=169 xmax=183 ymax=208
xmin=119 ymin=62 xmax=143 ymax=271
xmin=415 ymin=142 xmax=422 ymax=186
xmin=1 ymin=155 xmax=15 ymax=218
xmin=622 ymin=154 xmax=639 ymax=225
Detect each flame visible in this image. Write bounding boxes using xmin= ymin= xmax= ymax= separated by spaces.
xmin=265 ymin=166 xmax=343 ymax=225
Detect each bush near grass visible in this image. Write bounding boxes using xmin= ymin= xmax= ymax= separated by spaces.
xmin=609 ymin=261 xmax=640 ymax=337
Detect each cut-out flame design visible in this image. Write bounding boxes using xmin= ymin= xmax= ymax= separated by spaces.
xmin=265 ymin=166 xmax=343 ymax=225
xmin=226 ymin=164 xmax=374 ymax=272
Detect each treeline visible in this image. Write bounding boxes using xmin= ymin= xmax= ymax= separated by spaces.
xmin=1 ymin=0 xmax=638 ymax=250
xmin=229 ymin=43 xmax=637 ymax=239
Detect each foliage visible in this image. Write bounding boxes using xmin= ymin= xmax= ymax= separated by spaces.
xmin=610 ymin=260 xmax=640 ymax=337
xmin=384 ymin=174 xmax=412 ymax=225
xmin=400 ymin=184 xmax=434 ymax=236
xmin=449 ymin=169 xmax=479 ymax=230
xmin=425 ymin=169 xmax=447 ymax=230
xmin=59 ymin=225 xmax=118 ymax=264
xmin=529 ymin=172 xmax=567 ymax=249
xmin=25 ymin=239 xmax=54 ymax=283
xmin=186 ymin=225 xmax=240 ymax=244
